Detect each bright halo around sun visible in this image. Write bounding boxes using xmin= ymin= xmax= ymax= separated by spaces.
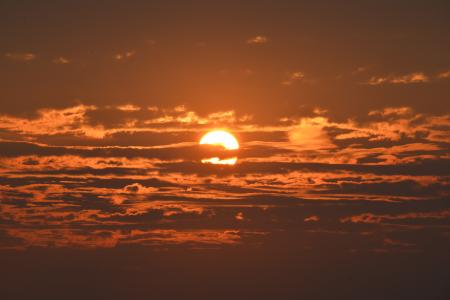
xmin=199 ymin=130 xmax=239 ymax=165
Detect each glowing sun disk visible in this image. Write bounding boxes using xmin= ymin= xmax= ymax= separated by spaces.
xmin=199 ymin=130 xmax=239 ymax=150
xmin=199 ymin=130 xmax=239 ymax=165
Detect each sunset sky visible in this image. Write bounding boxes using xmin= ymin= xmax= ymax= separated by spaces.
xmin=1 ymin=1 xmax=449 ymax=299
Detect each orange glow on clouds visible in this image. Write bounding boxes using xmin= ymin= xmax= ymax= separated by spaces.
xmin=201 ymin=157 xmax=238 ymax=165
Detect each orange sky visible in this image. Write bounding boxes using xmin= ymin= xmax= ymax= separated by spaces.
xmin=0 ymin=2 xmax=449 ymax=299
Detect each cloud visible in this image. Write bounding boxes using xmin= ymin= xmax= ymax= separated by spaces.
xmin=437 ymin=70 xmax=450 ymax=79
xmin=174 ymin=105 xmax=186 ymax=112
xmin=116 ymin=104 xmax=141 ymax=112
xmin=351 ymin=66 xmax=370 ymax=74
xmin=0 ymin=105 xmax=448 ymax=172
xmin=366 ymin=72 xmax=429 ymax=85
xmin=304 ymin=215 xmax=319 ymax=222
xmin=313 ymin=107 xmax=328 ymax=115
xmin=382 ymin=238 xmax=414 ymax=248
xmin=332 ymin=107 xmax=450 ymax=144
xmin=246 ymin=35 xmax=269 ymax=44
xmin=288 ymin=117 xmax=336 ymax=149
xmin=368 ymin=107 xmax=413 ymax=117
xmin=142 ymin=108 xmax=246 ymax=126
xmin=390 ymin=72 xmax=429 ymax=84
xmin=3 ymin=228 xmax=250 ymax=249
xmin=340 ymin=210 xmax=450 ymax=224
xmin=282 ymin=71 xmax=305 ymax=85
xmin=113 ymin=51 xmax=135 ymax=60
xmin=235 ymin=212 xmax=244 ymax=221
xmin=5 ymin=52 xmax=36 ymax=62
xmin=0 ymin=104 xmax=104 ymax=138
xmin=0 ymin=104 xmax=253 ymax=143
xmin=52 ymin=57 xmax=70 ymax=64
xmin=123 ymin=183 xmax=158 ymax=194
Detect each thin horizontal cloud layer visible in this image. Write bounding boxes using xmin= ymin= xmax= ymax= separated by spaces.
xmin=4 ymin=52 xmax=37 ymax=62
xmin=366 ymin=72 xmax=429 ymax=85
xmin=0 ymin=103 xmax=448 ymax=252
xmin=364 ymin=70 xmax=450 ymax=85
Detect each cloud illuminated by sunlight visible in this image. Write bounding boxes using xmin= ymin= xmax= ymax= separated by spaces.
xmin=201 ymin=157 xmax=237 ymax=165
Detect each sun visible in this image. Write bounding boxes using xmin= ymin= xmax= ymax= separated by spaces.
xmin=199 ymin=130 xmax=239 ymax=165
xmin=199 ymin=130 xmax=239 ymax=150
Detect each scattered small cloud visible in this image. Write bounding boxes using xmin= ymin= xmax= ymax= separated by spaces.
xmin=437 ymin=70 xmax=450 ymax=79
xmin=366 ymin=72 xmax=429 ymax=85
xmin=142 ymin=106 xmax=246 ymax=126
xmin=52 ymin=57 xmax=70 ymax=64
xmin=113 ymin=51 xmax=135 ymax=60
xmin=235 ymin=212 xmax=244 ymax=221
xmin=5 ymin=52 xmax=36 ymax=62
xmin=366 ymin=77 xmax=388 ymax=85
xmin=351 ymin=66 xmax=370 ymax=75
xmin=174 ymin=105 xmax=186 ymax=112
xmin=313 ymin=107 xmax=328 ymax=115
xmin=368 ymin=107 xmax=413 ymax=117
xmin=282 ymin=71 xmax=305 ymax=85
xmin=383 ymin=238 xmax=414 ymax=248
xmin=123 ymin=183 xmax=158 ymax=194
xmin=390 ymin=72 xmax=429 ymax=84
xmin=340 ymin=210 xmax=450 ymax=224
xmin=116 ymin=104 xmax=141 ymax=112
xmin=247 ymin=35 xmax=269 ymax=45
xmin=147 ymin=106 xmax=159 ymax=112
xmin=304 ymin=215 xmax=320 ymax=222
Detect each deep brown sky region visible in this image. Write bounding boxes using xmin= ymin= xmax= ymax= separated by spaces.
xmin=0 ymin=1 xmax=449 ymax=299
